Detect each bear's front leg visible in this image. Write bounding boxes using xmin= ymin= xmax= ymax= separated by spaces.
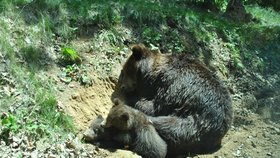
xmin=135 ymin=99 xmax=155 ymax=116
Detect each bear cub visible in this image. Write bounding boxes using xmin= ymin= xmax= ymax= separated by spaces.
xmin=105 ymin=98 xmax=167 ymax=158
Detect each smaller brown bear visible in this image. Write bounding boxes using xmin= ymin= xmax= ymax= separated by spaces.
xmin=83 ymin=115 xmax=106 ymax=143
xmin=105 ymin=99 xmax=167 ymax=158
xmin=82 ymin=115 xmax=120 ymax=148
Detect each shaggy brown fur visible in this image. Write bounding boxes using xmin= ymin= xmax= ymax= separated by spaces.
xmin=105 ymin=99 xmax=167 ymax=158
xmin=113 ymin=44 xmax=233 ymax=155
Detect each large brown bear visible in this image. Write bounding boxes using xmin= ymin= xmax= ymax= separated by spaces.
xmin=112 ymin=44 xmax=233 ymax=155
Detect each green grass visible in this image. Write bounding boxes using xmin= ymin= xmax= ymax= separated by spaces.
xmin=0 ymin=63 xmax=74 ymax=140
xmin=0 ymin=3 xmax=74 ymax=142
xmin=246 ymin=5 xmax=280 ymax=26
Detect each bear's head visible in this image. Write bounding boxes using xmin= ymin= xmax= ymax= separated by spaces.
xmin=105 ymin=98 xmax=134 ymax=130
xmin=119 ymin=44 xmax=157 ymax=93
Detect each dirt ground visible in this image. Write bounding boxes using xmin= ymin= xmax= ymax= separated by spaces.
xmin=57 ymin=77 xmax=115 ymax=131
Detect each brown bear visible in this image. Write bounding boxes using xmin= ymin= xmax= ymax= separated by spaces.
xmin=105 ymin=98 xmax=167 ymax=158
xmin=112 ymin=44 xmax=233 ymax=155
xmin=82 ymin=115 xmax=122 ymax=149
xmin=83 ymin=114 xmax=136 ymax=149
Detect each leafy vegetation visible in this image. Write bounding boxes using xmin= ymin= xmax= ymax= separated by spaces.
xmin=0 ymin=0 xmax=74 ymax=146
xmin=61 ymin=47 xmax=82 ymax=65
xmin=59 ymin=64 xmax=93 ymax=86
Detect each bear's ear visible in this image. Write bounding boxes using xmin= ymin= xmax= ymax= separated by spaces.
xmin=113 ymin=98 xmax=122 ymax=107
xmin=121 ymin=112 xmax=130 ymax=121
xmin=132 ymin=44 xmax=148 ymax=60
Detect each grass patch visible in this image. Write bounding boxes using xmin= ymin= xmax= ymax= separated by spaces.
xmin=0 ymin=5 xmax=74 ymax=143
xmin=21 ymin=45 xmax=42 ymax=63
xmin=0 ymin=64 xmax=74 ymax=141
xmin=246 ymin=5 xmax=280 ymax=26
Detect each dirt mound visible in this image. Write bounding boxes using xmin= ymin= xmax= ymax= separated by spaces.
xmin=58 ymin=77 xmax=115 ymax=131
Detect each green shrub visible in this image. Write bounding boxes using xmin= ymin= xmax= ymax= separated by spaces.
xmin=61 ymin=47 xmax=82 ymax=65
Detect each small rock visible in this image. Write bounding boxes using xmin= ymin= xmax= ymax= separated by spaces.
xmin=60 ymin=76 xmax=72 ymax=84
xmin=89 ymin=151 xmax=94 ymax=155
xmin=11 ymin=142 xmax=19 ymax=148
xmin=30 ymin=150 xmax=38 ymax=158
xmin=58 ymin=87 xmax=65 ymax=92
xmin=57 ymin=101 xmax=64 ymax=110
xmin=233 ymin=149 xmax=242 ymax=157
xmin=251 ymin=141 xmax=257 ymax=148
xmin=48 ymin=154 xmax=57 ymax=158
xmin=8 ymin=106 xmax=15 ymax=113
xmin=81 ymin=152 xmax=88 ymax=157
xmin=236 ymin=149 xmax=241 ymax=155
xmin=1 ymin=140 xmax=6 ymax=146
xmin=12 ymin=136 xmax=22 ymax=144
xmin=24 ymin=36 xmax=31 ymax=44
xmin=267 ymin=152 xmax=272 ymax=156
xmin=94 ymin=149 xmax=99 ymax=154
xmin=69 ymin=84 xmax=75 ymax=88
xmin=107 ymin=149 xmax=141 ymax=158
xmin=69 ymin=153 xmax=75 ymax=158
xmin=71 ymin=93 xmax=80 ymax=100
xmin=273 ymin=127 xmax=280 ymax=134
xmin=66 ymin=148 xmax=74 ymax=153
xmin=238 ymin=144 xmax=244 ymax=150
